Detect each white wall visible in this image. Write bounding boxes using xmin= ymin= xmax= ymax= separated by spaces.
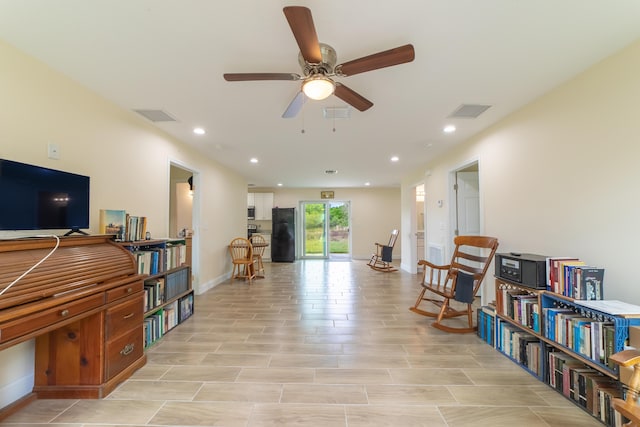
xmin=402 ymin=39 xmax=640 ymax=302
xmin=0 ymin=39 xmax=247 ymax=407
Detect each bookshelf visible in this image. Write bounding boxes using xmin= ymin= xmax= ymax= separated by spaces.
xmin=491 ymin=277 xmax=640 ymax=426
xmin=118 ymin=238 xmax=194 ymax=349
xmin=142 ymin=266 xmax=193 ymax=348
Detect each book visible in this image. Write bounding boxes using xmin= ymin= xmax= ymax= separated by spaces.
xmin=98 ymin=209 xmax=126 ymax=239
xmin=558 ymin=260 xmax=586 ymax=297
xmin=574 ymin=267 xmax=605 ymax=300
xmin=546 ymin=257 xmax=579 ymax=293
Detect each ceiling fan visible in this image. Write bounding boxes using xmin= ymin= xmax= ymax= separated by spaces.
xmin=223 ymin=6 xmax=415 ymax=118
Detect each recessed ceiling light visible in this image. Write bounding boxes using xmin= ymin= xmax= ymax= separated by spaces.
xmin=277 ymin=183 xmax=283 ymax=187
xmin=390 ymin=156 xmax=399 ymax=162
xmin=193 ymin=127 xmax=206 ymax=135
xmin=250 ymin=158 xmax=258 ymax=164
xmin=364 ymin=182 xmax=371 ymax=186
xmin=443 ymin=125 xmax=456 ymax=133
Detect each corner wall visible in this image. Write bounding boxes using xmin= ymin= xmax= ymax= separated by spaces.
xmin=403 ymin=39 xmax=640 ymax=302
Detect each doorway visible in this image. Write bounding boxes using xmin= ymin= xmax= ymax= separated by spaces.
xmin=169 ymin=162 xmax=197 ymax=289
xmin=169 ymin=164 xmax=194 ymax=238
xmin=300 ymin=200 xmax=351 ymax=259
xmin=453 ymin=164 xmax=480 ymax=238
xmin=449 ymin=161 xmax=482 ymax=298
xmin=415 ymin=183 xmax=425 ymax=261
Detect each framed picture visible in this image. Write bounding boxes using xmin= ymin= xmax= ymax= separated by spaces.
xmin=320 ymin=191 xmax=334 ymax=199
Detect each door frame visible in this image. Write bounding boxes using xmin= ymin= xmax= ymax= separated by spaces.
xmin=169 ymin=160 xmax=198 ymax=291
xmin=298 ymin=199 xmax=352 ymax=260
xmin=448 ymin=158 xmax=488 ymax=301
xmin=448 ymin=158 xmax=481 ymax=255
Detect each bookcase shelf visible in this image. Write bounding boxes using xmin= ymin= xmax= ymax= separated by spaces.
xmin=492 ymin=277 xmax=640 ymax=426
xmin=117 ymin=238 xmax=194 ymax=350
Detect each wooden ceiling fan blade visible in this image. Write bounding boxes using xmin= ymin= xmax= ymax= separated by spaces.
xmin=337 ymin=44 xmax=415 ymax=77
xmin=223 ymin=73 xmax=300 ymax=81
xmin=282 ymin=91 xmax=307 ymax=118
xmin=334 ymin=83 xmax=373 ymax=112
xmin=283 ymin=6 xmax=322 ymax=64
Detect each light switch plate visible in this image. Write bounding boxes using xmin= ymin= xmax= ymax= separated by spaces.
xmin=48 ymin=143 xmax=60 ymax=159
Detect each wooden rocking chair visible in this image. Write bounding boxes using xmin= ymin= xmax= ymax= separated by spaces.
xmin=609 ymin=349 xmax=640 ymax=426
xmin=367 ymin=229 xmax=399 ymax=272
xmin=410 ymin=235 xmax=499 ymax=333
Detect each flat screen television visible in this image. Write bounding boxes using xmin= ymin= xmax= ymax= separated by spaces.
xmin=0 ymin=159 xmax=90 ymax=233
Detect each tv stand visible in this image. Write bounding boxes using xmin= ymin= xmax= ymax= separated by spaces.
xmin=63 ymin=227 xmax=89 ymax=236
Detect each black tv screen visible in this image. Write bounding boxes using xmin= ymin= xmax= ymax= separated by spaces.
xmin=0 ymin=159 xmax=90 ymax=231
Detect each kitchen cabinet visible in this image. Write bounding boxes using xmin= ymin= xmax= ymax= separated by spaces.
xmin=249 ymin=192 xmax=274 ymax=220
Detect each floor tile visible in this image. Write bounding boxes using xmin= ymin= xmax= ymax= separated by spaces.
xmin=0 ymin=260 xmax=611 ymax=427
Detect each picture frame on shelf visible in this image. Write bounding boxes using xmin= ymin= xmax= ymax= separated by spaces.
xmin=99 ymin=209 xmax=126 ymax=240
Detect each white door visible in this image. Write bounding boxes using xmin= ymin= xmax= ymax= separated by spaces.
xmin=455 ymin=171 xmax=480 ymax=236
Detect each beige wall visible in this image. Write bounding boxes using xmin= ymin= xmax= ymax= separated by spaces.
xmin=0 ymin=40 xmax=247 ymax=407
xmin=254 ymin=187 xmax=401 ymax=259
xmin=403 ymin=38 xmax=640 ymax=302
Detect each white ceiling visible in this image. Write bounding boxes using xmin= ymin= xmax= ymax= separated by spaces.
xmin=1 ymin=1 xmax=640 ymax=188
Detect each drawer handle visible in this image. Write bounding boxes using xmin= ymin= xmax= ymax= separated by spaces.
xmin=126 ymin=287 xmax=133 ymax=293
xmin=120 ymin=343 xmax=135 ymax=356
xmin=123 ymin=313 xmax=134 ymax=319
xmin=60 ymin=309 xmax=70 ymax=317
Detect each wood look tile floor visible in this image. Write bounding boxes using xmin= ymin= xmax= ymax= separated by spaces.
xmin=1 ymin=260 xmax=603 ymax=427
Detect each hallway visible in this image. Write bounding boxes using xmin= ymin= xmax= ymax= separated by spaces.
xmin=1 ymin=260 xmax=601 ymax=426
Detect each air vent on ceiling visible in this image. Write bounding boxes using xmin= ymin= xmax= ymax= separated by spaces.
xmin=325 ymin=169 xmax=338 ymax=175
xmin=133 ymin=109 xmax=178 ymax=122
xmin=323 ymin=107 xmax=351 ymax=119
xmin=448 ymin=104 xmax=491 ymax=119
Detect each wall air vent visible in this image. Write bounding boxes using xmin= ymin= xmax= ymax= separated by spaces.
xmin=133 ymin=109 xmax=178 ymax=122
xmin=448 ymin=104 xmax=491 ymax=119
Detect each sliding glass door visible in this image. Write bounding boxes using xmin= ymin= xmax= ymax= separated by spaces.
xmin=300 ymin=200 xmax=350 ymax=259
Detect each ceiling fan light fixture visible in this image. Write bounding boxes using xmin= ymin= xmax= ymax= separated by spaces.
xmin=302 ymin=75 xmax=335 ymax=100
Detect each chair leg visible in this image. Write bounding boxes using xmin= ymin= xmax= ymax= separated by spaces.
xmin=231 ymin=264 xmax=237 ymax=282
xmin=411 ymin=287 xmax=427 ymax=310
xmin=435 ymin=297 xmax=450 ymax=324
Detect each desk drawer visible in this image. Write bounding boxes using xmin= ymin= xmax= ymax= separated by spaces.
xmin=106 ymin=326 xmax=143 ymax=380
xmin=0 ymin=293 xmax=104 ymax=344
xmin=106 ymin=295 xmax=143 ymax=339
xmin=106 ymin=280 xmax=143 ymax=303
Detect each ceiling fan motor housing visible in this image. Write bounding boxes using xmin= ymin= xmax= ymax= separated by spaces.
xmin=298 ymin=43 xmax=337 ymax=76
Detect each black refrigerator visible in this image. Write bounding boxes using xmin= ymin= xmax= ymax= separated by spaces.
xmin=271 ymin=207 xmax=295 ymax=262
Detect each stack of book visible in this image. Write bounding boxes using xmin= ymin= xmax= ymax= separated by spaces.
xmin=543 ymin=306 xmax=615 ymax=365
xmin=143 ymin=278 xmax=165 ymax=312
xmin=99 ymin=209 xmax=148 ymax=242
xmin=477 ymin=305 xmax=496 ymax=346
xmin=547 ymin=350 xmax=622 ymax=425
xmin=546 ymin=257 xmax=605 ymax=300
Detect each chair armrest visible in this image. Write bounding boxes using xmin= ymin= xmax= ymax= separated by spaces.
xmin=610 ymin=349 xmax=640 ymax=368
xmin=418 ymin=259 xmax=450 ymax=270
xmin=418 ymin=260 xmax=452 ymax=289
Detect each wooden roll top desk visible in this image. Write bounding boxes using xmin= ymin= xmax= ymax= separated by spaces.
xmin=0 ymin=235 xmax=146 ymax=407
